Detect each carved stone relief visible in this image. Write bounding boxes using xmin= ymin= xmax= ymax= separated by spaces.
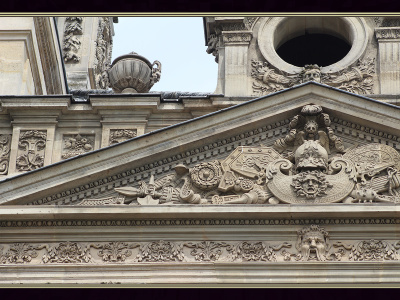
xmin=16 ymin=130 xmax=47 ymax=172
xmin=109 ymin=129 xmax=137 ymax=145
xmin=62 ymin=134 xmax=94 ymax=159
xmin=63 ymin=17 xmax=83 ymax=63
xmin=244 ymin=17 xmax=258 ymax=30
xmin=73 ymin=104 xmax=400 ymax=206
xmin=251 ymin=58 xmax=375 ymax=96
xmin=94 ymin=17 xmax=113 ymax=89
xmin=0 ymin=134 xmax=11 ymax=175
xmin=206 ymin=34 xmax=220 ymax=63
xmin=1 ymin=226 xmax=400 ymax=264
xmin=31 ymin=106 xmax=400 ymax=206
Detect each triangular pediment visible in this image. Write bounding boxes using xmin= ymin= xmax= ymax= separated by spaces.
xmin=2 ymin=82 xmax=400 ymax=206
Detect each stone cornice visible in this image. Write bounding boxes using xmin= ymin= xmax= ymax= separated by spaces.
xmin=1 ymin=205 xmax=400 ymax=223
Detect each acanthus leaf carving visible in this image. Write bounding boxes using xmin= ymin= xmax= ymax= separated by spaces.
xmin=183 ymin=241 xmax=230 ymax=262
xmin=91 ymin=242 xmax=140 ymax=262
xmin=137 ymin=240 xmax=184 ymax=262
xmin=42 ymin=242 xmax=92 ymax=263
xmin=5 ymin=243 xmax=45 ymax=264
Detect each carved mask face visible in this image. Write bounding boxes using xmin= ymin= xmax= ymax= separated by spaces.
xmin=303 ymin=69 xmax=321 ymax=83
xmin=301 ymin=174 xmax=319 ymax=197
xmin=305 ymin=120 xmax=318 ymax=135
xmin=301 ymin=231 xmax=327 ymax=261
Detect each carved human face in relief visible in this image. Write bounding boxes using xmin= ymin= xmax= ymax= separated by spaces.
xmin=304 ymin=120 xmax=318 ymax=135
xmin=302 ymin=67 xmax=321 ymax=83
xmin=291 ymin=170 xmax=332 ymax=199
xmin=300 ymin=231 xmax=327 ymax=261
xmin=301 ymin=174 xmax=319 ymax=197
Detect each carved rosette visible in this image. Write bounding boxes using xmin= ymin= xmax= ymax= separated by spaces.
xmin=251 ymin=57 xmax=375 ymax=96
xmin=16 ymin=130 xmax=47 ymax=172
xmin=190 ymin=161 xmax=222 ymax=190
xmin=62 ymin=134 xmax=94 ymax=159
xmin=0 ymin=134 xmax=11 ymax=175
xmin=375 ymin=28 xmax=400 ymax=39
xmin=109 ymin=129 xmax=137 ymax=145
xmin=63 ymin=17 xmax=83 ymax=63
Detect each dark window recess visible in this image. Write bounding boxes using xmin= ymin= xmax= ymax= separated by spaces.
xmin=276 ymin=34 xmax=351 ymax=67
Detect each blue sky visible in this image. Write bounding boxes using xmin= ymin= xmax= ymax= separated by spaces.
xmin=112 ymin=17 xmax=218 ymax=93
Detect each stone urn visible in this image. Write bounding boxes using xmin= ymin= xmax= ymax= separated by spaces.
xmin=108 ymin=52 xmax=161 ymax=93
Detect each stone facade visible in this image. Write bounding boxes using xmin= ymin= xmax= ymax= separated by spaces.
xmin=2 ymin=16 xmax=400 ymax=286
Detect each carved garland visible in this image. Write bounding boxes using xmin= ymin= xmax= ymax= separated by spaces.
xmin=94 ymin=17 xmax=113 ymax=89
xmin=63 ymin=17 xmax=83 ymax=63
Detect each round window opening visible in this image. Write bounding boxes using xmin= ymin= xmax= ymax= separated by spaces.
xmin=276 ymin=33 xmax=352 ymax=67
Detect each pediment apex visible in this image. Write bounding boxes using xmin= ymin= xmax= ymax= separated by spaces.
xmin=1 ymin=83 xmax=400 ymax=206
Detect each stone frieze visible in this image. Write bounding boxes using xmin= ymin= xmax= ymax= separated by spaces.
xmin=1 ymin=225 xmax=400 ymax=264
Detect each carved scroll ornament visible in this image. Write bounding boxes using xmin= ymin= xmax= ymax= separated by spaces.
xmin=251 ymin=58 xmax=375 ymax=96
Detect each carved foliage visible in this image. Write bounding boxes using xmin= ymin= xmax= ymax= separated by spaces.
xmin=184 ymin=241 xmax=230 ymax=261
xmin=251 ymin=58 xmax=375 ymax=96
xmin=63 ymin=17 xmax=83 ymax=63
xmin=42 ymin=242 xmax=91 ymax=263
xmin=5 ymin=243 xmax=43 ymax=264
xmin=0 ymin=134 xmax=11 ymax=175
xmin=206 ymin=34 xmax=220 ymax=63
xmin=16 ymin=130 xmax=47 ymax=172
xmin=1 ymin=232 xmax=400 ymax=264
xmin=62 ymin=134 xmax=94 ymax=159
xmin=94 ymin=17 xmax=113 ymax=89
xmin=109 ymin=129 xmax=137 ymax=145
xmin=92 ymin=242 xmax=140 ymax=262
xmin=137 ymin=240 xmax=184 ymax=262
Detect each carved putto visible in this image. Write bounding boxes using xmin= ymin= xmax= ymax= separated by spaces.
xmin=76 ymin=104 xmax=400 ymax=206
